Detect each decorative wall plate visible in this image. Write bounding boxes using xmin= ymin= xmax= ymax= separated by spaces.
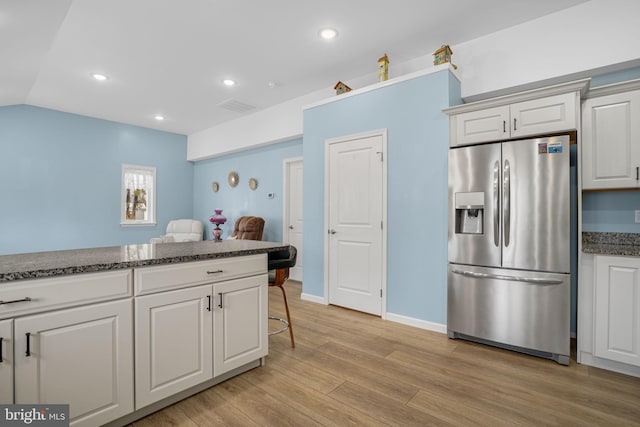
xmin=248 ymin=178 xmax=258 ymax=190
xmin=211 ymin=181 xmax=219 ymax=192
xmin=228 ymin=171 xmax=239 ymax=187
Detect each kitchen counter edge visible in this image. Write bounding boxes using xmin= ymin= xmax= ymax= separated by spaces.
xmin=582 ymin=232 xmax=640 ymax=257
xmin=0 ymin=240 xmax=289 ymax=283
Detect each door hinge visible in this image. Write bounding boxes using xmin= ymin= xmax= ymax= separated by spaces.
xmin=380 ymin=289 xmax=383 ymax=298
xmin=381 ymin=221 xmax=383 ymax=230
xmin=376 ymin=151 xmax=383 ymax=162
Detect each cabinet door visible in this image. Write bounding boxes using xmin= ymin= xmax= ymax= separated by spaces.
xmin=214 ymin=275 xmax=268 ymax=376
xmin=594 ymin=255 xmax=640 ymax=367
xmin=135 ymin=284 xmax=213 ymax=409
xmin=451 ymin=105 xmax=510 ymax=146
xmin=510 ymin=92 xmax=577 ymax=138
xmin=0 ymin=319 xmax=13 ymax=404
xmin=582 ymin=90 xmax=640 ymax=189
xmin=14 ymin=299 xmax=134 ymax=427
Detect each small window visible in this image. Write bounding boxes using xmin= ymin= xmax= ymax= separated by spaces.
xmin=121 ymin=164 xmax=156 ymax=226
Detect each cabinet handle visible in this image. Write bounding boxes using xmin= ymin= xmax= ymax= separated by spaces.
xmin=25 ymin=332 xmax=31 ymax=357
xmin=636 ymin=166 xmax=639 ymax=181
xmin=206 ymin=270 xmax=223 ymax=275
xmin=207 ymin=295 xmax=212 ymax=312
xmin=0 ymin=297 xmax=32 ymax=305
xmin=503 ymin=120 xmax=506 ymax=133
xmin=218 ymin=293 xmax=223 ymax=309
xmin=0 ymin=337 xmax=3 ymax=363
xmin=513 ymin=118 xmax=517 ymax=131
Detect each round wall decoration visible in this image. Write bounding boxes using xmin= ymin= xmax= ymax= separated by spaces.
xmin=248 ymin=178 xmax=258 ymax=190
xmin=228 ymin=171 xmax=239 ymax=187
xmin=211 ymin=181 xmax=219 ymax=192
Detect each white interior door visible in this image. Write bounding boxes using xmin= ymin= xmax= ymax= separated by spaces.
xmin=327 ymin=131 xmax=385 ymax=315
xmin=284 ymin=158 xmax=303 ymax=281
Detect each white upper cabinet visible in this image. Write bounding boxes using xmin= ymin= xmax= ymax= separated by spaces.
xmin=582 ymin=86 xmax=640 ymax=190
xmin=445 ymin=79 xmax=587 ymax=147
xmin=510 ymin=92 xmax=576 ymax=138
xmin=452 ymin=105 xmax=510 ymax=146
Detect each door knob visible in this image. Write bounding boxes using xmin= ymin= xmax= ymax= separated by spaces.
xmin=328 ymin=229 xmax=337 ymax=235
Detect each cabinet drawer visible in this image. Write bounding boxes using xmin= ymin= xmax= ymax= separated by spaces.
xmin=134 ymin=254 xmax=266 ymax=296
xmin=0 ymin=270 xmax=133 ymax=319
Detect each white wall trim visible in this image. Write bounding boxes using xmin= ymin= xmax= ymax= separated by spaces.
xmin=583 ymin=78 xmax=640 ymax=99
xmin=385 ymin=312 xmax=447 ymax=335
xmin=300 ymin=293 xmax=326 ymax=305
xmin=304 ymin=64 xmax=459 ymax=111
xmin=578 ymin=351 xmax=640 ymax=378
xmin=282 ymin=157 xmax=303 ymax=281
xmin=443 ymin=78 xmax=591 ymax=116
xmin=324 ymin=129 xmax=388 ymax=315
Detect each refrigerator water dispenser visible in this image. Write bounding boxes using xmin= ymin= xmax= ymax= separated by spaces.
xmin=454 ymin=192 xmax=484 ymax=234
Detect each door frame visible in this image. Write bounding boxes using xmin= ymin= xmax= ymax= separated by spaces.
xmin=323 ymin=129 xmax=388 ymax=318
xmin=282 ymin=156 xmax=303 ymax=281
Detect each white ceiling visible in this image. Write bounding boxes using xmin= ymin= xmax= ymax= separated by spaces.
xmin=1 ymin=0 xmax=588 ymax=135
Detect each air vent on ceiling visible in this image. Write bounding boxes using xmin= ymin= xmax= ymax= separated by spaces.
xmin=217 ymin=99 xmax=256 ymax=113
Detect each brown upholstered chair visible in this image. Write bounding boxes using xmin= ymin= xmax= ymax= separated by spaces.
xmin=230 ymin=216 xmax=265 ymax=240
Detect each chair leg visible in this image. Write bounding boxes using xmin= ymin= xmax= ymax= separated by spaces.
xmin=278 ymin=283 xmax=295 ymax=348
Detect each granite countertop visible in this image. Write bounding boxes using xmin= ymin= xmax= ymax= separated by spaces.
xmin=0 ymin=240 xmax=289 ymax=283
xmin=582 ymin=232 xmax=640 ymax=257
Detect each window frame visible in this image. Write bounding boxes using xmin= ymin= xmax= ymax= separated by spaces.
xmin=120 ymin=164 xmax=157 ymax=227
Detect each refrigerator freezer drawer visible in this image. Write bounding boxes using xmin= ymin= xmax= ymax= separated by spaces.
xmin=447 ymin=264 xmax=570 ymax=361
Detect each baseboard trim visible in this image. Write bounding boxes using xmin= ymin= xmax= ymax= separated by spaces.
xmin=385 ymin=312 xmax=447 ymax=334
xmin=577 ymin=351 xmax=640 ymax=378
xmin=300 ymin=293 xmax=326 ymax=304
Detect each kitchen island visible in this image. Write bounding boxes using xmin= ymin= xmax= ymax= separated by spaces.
xmin=0 ymin=240 xmax=288 ymax=426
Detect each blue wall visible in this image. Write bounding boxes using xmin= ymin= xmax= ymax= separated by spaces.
xmin=583 ymin=191 xmax=640 ymax=232
xmin=303 ymin=70 xmax=460 ymax=324
xmin=192 ymin=139 xmax=303 ymax=242
xmin=0 ymin=105 xmax=193 ymax=255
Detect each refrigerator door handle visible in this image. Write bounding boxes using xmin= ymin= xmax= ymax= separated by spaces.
xmin=493 ymin=160 xmax=500 ymax=247
xmin=503 ymin=159 xmax=511 ymax=247
xmin=451 ymin=269 xmax=563 ymax=285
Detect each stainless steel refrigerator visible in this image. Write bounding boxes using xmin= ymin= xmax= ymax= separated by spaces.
xmin=447 ymin=134 xmax=570 ymax=365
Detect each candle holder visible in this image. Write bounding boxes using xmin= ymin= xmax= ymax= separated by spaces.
xmin=209 ymin=209 xmax=227 ymax=241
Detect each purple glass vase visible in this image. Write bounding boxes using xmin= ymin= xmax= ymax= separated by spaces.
xmin=209 ymin=209 xmax=227 ymax=240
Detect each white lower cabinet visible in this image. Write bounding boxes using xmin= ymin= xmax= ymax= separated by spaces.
xmin=594 ymin=255 xmax=640 ymax=367
xmin=13 ymin=299 xmax=134 ymax=427
xmin=0 ymin=319 xmax=13 ymax=403
xmin=134 ymin=284 xmax=213 ymax=409
xmin=214 ymin=275 xmax=268 ymax=376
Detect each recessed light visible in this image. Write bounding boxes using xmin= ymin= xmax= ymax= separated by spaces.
xmin=154 ymin=115 xmax=165 ymax=121
xmin=223 ymin=79 xmax=236 ymax=87
xmin=91 ymin=73 xmax=108 ymax=81
xmin=319 ymin=28 xmax=338 ymax=40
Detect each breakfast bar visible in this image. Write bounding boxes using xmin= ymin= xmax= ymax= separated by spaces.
xmin=0 ymin=240 xmax=288 ymax=427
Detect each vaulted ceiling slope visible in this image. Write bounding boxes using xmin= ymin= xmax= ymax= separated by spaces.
xmin=1 ymin=0 xmax=587 ymax=135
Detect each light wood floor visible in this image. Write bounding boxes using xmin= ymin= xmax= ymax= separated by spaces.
xmin=131 ymin=280 xmax=640 ymax=426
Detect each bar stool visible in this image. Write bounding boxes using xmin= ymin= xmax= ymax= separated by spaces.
xmin=267 ymin=245 xmax=297 ymax=348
